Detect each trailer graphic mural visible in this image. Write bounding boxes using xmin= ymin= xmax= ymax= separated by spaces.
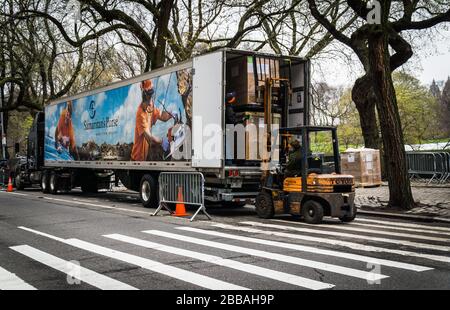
xmin=44 ymin=69 xmax=193 ymax=162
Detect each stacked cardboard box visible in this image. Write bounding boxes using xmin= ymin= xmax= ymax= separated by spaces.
xmin=340 ymin=148 xmax=382 ymax=187
xmin=234 ymin=112 xmax=281 ymax=161
xmin=225 ymin=56 xmax=282 ymax=164
xmin=226 ymin=56 xmax=280 ymax=106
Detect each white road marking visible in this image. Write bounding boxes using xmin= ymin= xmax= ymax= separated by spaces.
xmin=0 ymin=191 xmax=28 ymax=196
xmin=10 ymin=245 xmax=137 ymax=290
xmin=270 ymin=219 xmax=450 ymax=242
xmin=64 ymin=238 xmax=247 ymax=290
xmin=18 ymin=226 xmax=66 ymax=242
xmin=240 ymin=221 xmax=450 ymax=252
xmin=355 ymin=218 xmax=450 ymax=233
xmin=105 ymin=234 xmax=334 ymax=290
xmin=209 ymin=223 xmax=450 ymax=264
xmin=176 ymin=227 xmax=432 ymax=272
xmin=41 ymin=196 xmax=152 ymax=215
xmin=0 ymin=266 xmax=36 ymax=290
xmin=339 ymin=221 xmax=450 ymax=237
xmin=143 ymin=230 xmax=387 ymax=282
xmin=17 ymin=226 xmax=247 ymax=290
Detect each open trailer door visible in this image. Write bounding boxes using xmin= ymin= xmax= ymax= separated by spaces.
xmin=192 ymin=51 xmax=224 ymax=168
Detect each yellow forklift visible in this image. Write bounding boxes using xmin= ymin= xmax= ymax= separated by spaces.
xmin=256 ymin=126 xmax=356 ymax=224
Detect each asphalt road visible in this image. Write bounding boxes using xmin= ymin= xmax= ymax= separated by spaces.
xmin=0 ymin=187 xmax=449 ymax=291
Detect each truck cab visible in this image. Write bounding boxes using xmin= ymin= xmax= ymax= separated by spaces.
xmin=13 ymin=112 xmax=45 ymax=189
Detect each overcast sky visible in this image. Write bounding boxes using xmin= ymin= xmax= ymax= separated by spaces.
xmin=313 ymin=29 xmax=450 ymax=88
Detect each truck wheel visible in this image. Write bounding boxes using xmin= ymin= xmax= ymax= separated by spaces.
xmin=255 ymin=191 xmax=274 ymax=219
xmin=302 ymin=200 xmax=324 ymax=224
xmin=49 ymin=172 xmax=59 ymax=195
xmin=15 ymin=175 xmax=24 ymax=190
xmin=140 ymin=174 xmax=158 ymax=208
xmin=41 ymin=173 xmax=49 ymax=193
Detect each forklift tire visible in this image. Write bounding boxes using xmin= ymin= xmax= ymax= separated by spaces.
xmin=41 ymin=172 xmax=49 ymax=193
xmin=139 ymin=174 xmax=158 ymax=208
xmin=302 ymin=200 xmax=324 ymax=224
xmin=49 ymin=172 xmax=59 ymax=195
xmin=255 ymin=191 xmax=274 ymax=219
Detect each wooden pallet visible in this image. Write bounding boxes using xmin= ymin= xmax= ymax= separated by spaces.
xmin=355 ymin=182 xmax=382 ymax=188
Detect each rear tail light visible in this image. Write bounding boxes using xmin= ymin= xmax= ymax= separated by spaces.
xmin=228 ymin=170 xmax=240 ymax=177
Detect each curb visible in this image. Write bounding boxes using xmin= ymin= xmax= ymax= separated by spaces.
xmin=357 ymin=209 xmax=450 ymax=224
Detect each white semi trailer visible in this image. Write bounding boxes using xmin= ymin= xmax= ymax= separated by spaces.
xmin=14 ymin=49 xmax=310 ymax=208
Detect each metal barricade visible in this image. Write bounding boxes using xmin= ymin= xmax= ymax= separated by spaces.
xmin=407 ymin=152 xmax=450 ymax=184
xmin=152 ymin=172 xmax=211 ymax=222
xmin=407 ymin=152 xmax=438 ymax=183
xmin=439 ymin=152 xmax=450 ymax=183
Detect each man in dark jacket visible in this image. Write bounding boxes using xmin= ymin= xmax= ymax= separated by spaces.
xmin=225 ymin=91 xmax=237 ymax=125
xmin=225 ymin=92 xmax=237 ymax=165
xmin=285 ymin=139 xmax=302 ymax=177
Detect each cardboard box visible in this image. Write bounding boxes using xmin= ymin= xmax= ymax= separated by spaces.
xmin=234 ymin=112 xmax=281 ymax=160
xmin=341 ymin=149 xmax=382 ymax=187
xmin=226 ymin=56 xmax=280 ymax=106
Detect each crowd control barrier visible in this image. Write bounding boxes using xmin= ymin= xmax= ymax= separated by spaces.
xmin=407 ymin=152 xmax=450 ymax=184
xmin=152 ymin=172 xmax=211 ymax=222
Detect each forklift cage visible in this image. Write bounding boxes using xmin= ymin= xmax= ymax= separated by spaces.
xmin=278 ymin=126 xmax=341 ymax=192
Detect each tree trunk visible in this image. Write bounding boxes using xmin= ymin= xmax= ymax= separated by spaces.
xmin=152 ymin=0 xmax=175 ymax=70
xmin=368 ymin=30 xmax=415 ymax=210
xmin=352 ymin=75 xmax=380 ymax=149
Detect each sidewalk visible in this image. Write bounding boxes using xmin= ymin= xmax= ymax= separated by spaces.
xmin=355 ymin=183 xmax=450 ymax=223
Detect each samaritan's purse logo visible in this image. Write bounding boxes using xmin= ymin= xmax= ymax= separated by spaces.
xmin=89 ymin=100 xmax=96 ymax=119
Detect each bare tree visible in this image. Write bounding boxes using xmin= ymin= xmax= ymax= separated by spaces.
xmin=307 ymin=0 xmax=450 ymax=209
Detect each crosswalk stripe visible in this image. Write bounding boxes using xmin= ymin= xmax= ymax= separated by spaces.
xmin=176 ymin=227 xmax=432 ymax=272
xmin=105 ymin=234 xmax=334 ymax=290
xmin=342 ymin=222 xmax=450 ymax=237
xmin=210 ymin=223 xmax=450 ymax=264
xmin=240 ymin=221 xmax=450 ymax=252
xmin=64 ymin=238 xmax=248 ymax=290
xmin=10 ymin=245 xmax=137 ymax=290
xmin=18 ymin=226 xmax=66 ymax=242
xmin=355 ymin=218 xmax=450 ymax=233
xmin=0 ymin=266 xmax=36 ymax=290
xmin=18 ymin=226 xmax=248 ymax=290
xmin=270 ymin=219 xmax=450 ymax=242
xmin=143 ymin=230 xmax=388 ymax=282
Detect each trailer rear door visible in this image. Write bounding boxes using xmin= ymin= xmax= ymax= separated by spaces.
xmin=192 ymin=51 xmax=224 ymax=168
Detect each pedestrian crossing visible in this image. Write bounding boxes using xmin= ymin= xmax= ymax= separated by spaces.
xmin=0 ymin=266 xmax=36 ymax=290
xmin=10 ymin=245 xmax=138 ymax=290
xmin=238 ymin=221 xmax=450 ymax=252
xmin=1 ymin=216 xmax=449 ymax=290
